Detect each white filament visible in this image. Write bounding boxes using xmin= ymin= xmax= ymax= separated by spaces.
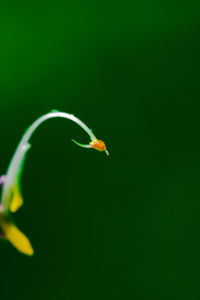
xmin=1 ymin=111 xmax=97 ymax=210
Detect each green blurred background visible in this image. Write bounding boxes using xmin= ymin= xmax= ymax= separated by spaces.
xmin=0 ymin=1 xmax=200 ymax=299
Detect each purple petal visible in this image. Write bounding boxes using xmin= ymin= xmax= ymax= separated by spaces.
xmin=0 ymin=175 xmax=6 ymax=187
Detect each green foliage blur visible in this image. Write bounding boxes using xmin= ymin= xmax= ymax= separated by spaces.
xmin=0 ymin=1 xmax=199 ymax=299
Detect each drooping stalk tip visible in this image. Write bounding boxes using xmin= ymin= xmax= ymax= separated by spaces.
xmin=0 ymin=110 xmax=109 ymax=255
xmin=72 ymin=138 xmax=109 ymax=155
xmin=2 ymin=111 xmax=108 ymax=211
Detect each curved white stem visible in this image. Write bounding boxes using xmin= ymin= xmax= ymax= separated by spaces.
xmin=1 ymin=111 xmax=97 ymax=210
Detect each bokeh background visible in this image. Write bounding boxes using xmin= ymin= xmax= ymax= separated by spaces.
xmin=0 ymin=1 xmax=200 ymax=299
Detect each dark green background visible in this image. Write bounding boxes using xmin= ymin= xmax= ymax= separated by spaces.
xmin=0 ymin=1 xmax=200 ymax=299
